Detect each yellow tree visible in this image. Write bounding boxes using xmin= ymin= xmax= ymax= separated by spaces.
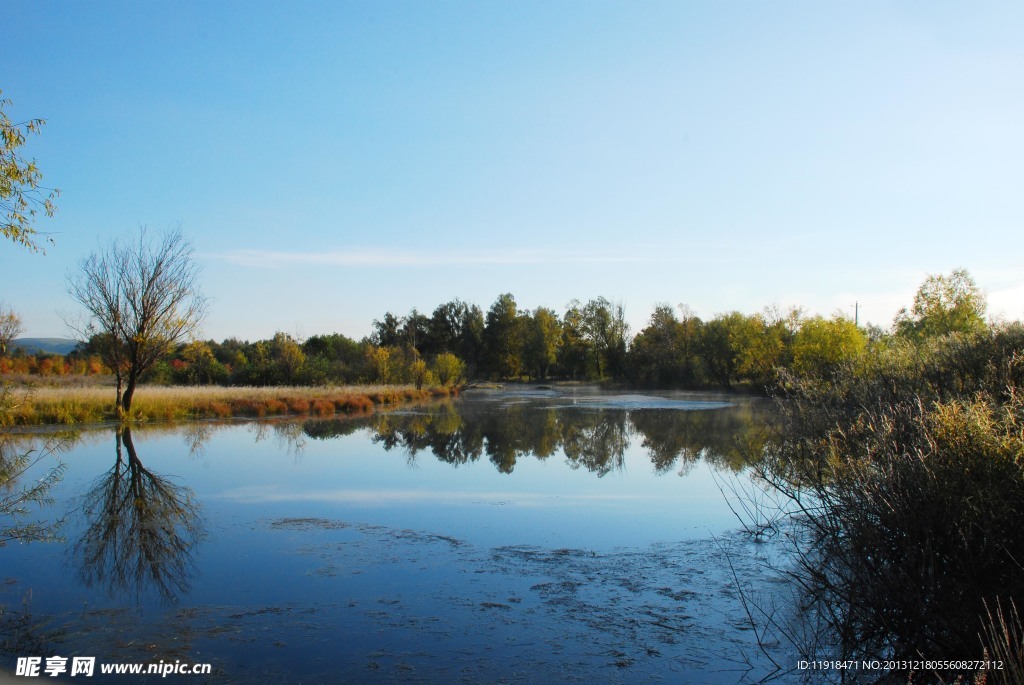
xmin=182 ymin=340 xmax=217 ymax=385
xmin=1 ymin=90 xmax=59 ymax=252
xmin=1 ymin=90 xmax=63 ymax=543
xmin=431 ymin=352 xmax=466 ymax=387
xmin=366 ymin=345 xmax=396 ymax=384
xmin=895 ymin=269 xmax=988 ymax=340
xmin=792 ymin=315 xmax=867 ymax=376
xmin=0 ymin=302 xmax=24 ymax=356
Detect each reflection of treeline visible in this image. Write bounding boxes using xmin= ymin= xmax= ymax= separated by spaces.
xmin=303 ymin=398 xmax=768 ymax=476
xmin=759 ymin=324 xmax=1024 ymax=682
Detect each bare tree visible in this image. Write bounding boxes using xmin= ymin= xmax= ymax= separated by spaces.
xmin=0 ymin=302 xmax=23 ymax=356
xmin=67 ymin=227 xmax=207 ymax=416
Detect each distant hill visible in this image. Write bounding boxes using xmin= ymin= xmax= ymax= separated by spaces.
xmin=10 ymin=338 xmax=83 ymax=355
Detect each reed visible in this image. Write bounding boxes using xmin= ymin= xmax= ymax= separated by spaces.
xmin=980 ymin=598 xmax=1024 ymax=685
xmin=754 ymin=331 xmax=1024 ymax=681
xmin=3 ymin=384 xmax=458 ymax=426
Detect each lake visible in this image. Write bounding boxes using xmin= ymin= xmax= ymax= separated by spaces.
xmin=1 ymin=387 xmax=801 ymax=683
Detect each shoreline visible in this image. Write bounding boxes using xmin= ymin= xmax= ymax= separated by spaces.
xmin=1 ymin=383 xmax=458 ymax=427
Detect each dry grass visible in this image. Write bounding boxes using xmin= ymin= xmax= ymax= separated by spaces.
xmin=3 ymin=384 xmax=458 ymax=426
xmin=980 ymin=599 xmax=1024 ymax=685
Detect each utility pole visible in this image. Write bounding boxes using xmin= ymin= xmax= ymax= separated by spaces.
xmin=854 ymin=301 xmax=859 ymax=327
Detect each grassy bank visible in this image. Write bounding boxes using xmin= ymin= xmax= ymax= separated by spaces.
xmin=3 ymin=384 xmax=458 ymax=426
xmin=755 ymin=328 xmax=1024 ymax=683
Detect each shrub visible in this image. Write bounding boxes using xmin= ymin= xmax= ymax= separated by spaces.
xmin=337 ymin=395 xmax=373 ymax=413
xmin=264 ymin=399 xmax=288 ymax=415
xmin=431 ymin=352 xmax=466 ymax=387
xmin=284 ymin=397 xmax=309 ymax=413
xmin=310 ymin=399 xmax=334 ymax=417
xmin=759 ymin=328 xmax=1024 ymax=679
xmin=209 ymin=401 xmax=232 ymax=418
xmin=232 ymin=397 xmax=264 ymax=413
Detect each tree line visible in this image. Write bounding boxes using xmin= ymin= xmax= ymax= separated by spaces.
xmin=1 ymin=267 xmax=997 ymax=394
xmin=144 ymin=268 xmax=1004 ymax=390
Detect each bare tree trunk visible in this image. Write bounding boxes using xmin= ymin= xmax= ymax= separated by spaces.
xmin=121 ymin=370 xmax=138 ymax=415
xmin=115 ymin=371 xmax=124 ymax=419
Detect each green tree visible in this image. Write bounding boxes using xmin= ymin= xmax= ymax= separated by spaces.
xmin=399 ymin=308 xmax=430 ymax=353
xmin=67 ymin=227 xmax=208 ymax=416
xmin=371 ymin=312 xmax=403 ymax=347
xmin=558 ymin=301 xmax=592 ymax=380
xmin=458 ymin=303 xmax=486 ymax=371
xmin=426 ymin=300 xmax=463 ymax=356
xmin=303 ymin=333 xmax=361 ymax=363
xmin=699 ymin=312 xmax=747 ymax=389
xmin=248 ymin=341 xmax=273 ymax=385
xmin=483 ymin=293 xmax=523 ymax=379
xmin=675 ymin=305 xmax=705 ymax=386
xmin=1 ymin=91 xmax=59 ymax=252
xmin=270 ymin=332 xmax=305 ymax=383
xmin=895 ymin=268 xmax=987 ymax=340
xmin=302 ymin=333 xmax=363 ymax=383
xmin=629 ymin=304 xmax=683 ymax=386
xmin=581 ymin=297 xmax=629 ymax=379
xmin=523 ymin=307 xmax=561 ymax=380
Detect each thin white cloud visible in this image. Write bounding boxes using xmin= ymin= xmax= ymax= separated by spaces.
xmin=211 ymin=247 xmax=712 ymax=269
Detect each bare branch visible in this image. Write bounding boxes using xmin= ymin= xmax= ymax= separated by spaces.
xmin=66 ymin=226 xmax=207 ymax=415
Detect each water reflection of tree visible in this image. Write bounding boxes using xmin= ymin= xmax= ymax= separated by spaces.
xmin=561 ymin=410 xmax=628 ymax=477
xmin=304 ymin=396 xmax=765 ymax=476
xmin=1 ymin=385 xmax=68 ymax=545
xmin=73 ymin=428 xmax=204 ymax=603
xmin=630 ymin=402 xmax=770 ymax=475
xmin=368 ymin=404 xmax=485 ymax=467
xmin=1 ymin=434 xmax=66 ymax=545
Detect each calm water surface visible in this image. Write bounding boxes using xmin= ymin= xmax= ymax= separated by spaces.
xmin=1 ymin=388 xmax=799 ymax=683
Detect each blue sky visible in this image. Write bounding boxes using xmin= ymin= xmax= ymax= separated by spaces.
xmin=2 ymin=1 xmax=1023 ymax=342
